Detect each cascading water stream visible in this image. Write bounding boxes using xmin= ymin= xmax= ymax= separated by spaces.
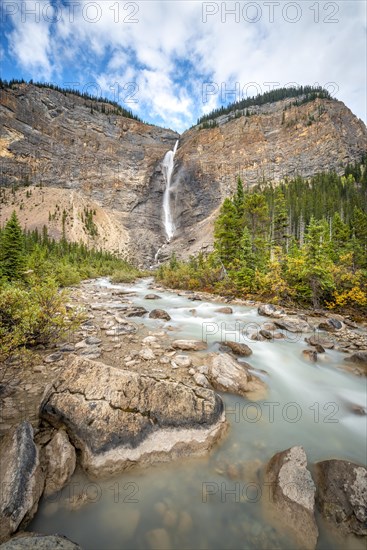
xmin=162 ymin=140 xmax=179 ymax=241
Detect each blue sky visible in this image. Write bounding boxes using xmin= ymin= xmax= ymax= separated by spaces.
xmin=0 ymin=0 xmax=366 ymax=132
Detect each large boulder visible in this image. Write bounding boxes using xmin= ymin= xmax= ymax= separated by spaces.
xmin=44 ymin=430 xmax=76 ymax=496
xmin=257 ymin=304 xmax=285 ymax=318
xmin=40 ymin=357 xmax=226 ymax=477
xmin=264 ymin=446 xmax=318 ymax=550
xmin=0 ymin=422 xmax=45 ymax=543
xmin=172 ymin=340 xmax=207 ymax=351
xmin=0 ymin=533 xmax=81 ymax=549
xmin=314 ymin=459 xmax=367 ymax=537
xmin=274 ymin=317 xmax=312 ymax=333
xmin=207 ymin=353 xmax=266 ymax=399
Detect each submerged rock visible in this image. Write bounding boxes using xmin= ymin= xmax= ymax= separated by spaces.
xmin=345 ymin=351 xmax=367 ymax=367
xmin=302 ymin=350 xmax=318 ymax=363
xmin=0 ymin=422 xmax=45 ymax=543
xmin=314 ymin=459 xmax=367 ymax=537
xmin=40 ymin=356 xmax=226 ymax=477
xmin=215 ymin=306 xmax=233 ymax=314
xmin=144 ymin=294 xmax=161 ymax=300
xmin=264 ymin=446 xmax=318 ymax=550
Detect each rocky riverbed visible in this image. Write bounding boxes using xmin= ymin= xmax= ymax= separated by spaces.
xmin=0 ymin=277 xmax=366 ymax=549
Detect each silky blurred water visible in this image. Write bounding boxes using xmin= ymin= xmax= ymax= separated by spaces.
xmin=29 ymin=278 xmax=367 ymax=549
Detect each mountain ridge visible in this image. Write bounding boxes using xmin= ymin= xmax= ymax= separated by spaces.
xmin=0 ymin=82 xmax=366 ymax=266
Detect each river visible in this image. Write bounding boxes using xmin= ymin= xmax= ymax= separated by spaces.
xmin=29 ymin=278 xmax=366 ymax=550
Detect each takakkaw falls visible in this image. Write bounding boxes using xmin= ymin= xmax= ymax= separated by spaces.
xmin=0 ymin=79 xmax=366 ymax=550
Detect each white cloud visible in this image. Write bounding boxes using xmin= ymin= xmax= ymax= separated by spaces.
xmin=3 ymin=0 xmax=366 ymax=129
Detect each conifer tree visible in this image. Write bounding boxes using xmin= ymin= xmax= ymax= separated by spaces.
xmin=0 ymin=211 xmax=25 ymax=281
xmin=214 ymin=198 xmax=239 ymax=267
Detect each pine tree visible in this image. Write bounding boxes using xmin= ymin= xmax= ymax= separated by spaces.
xmin=303 ymin=217 xmax=334 ymax=308
xmin=0 ymin=211 xmax=25 ymax=280
xmin=273 ymin=188 xmax=289 ymax=250
xmin=214 ymin=198 xmax=239 ymax=267
xmin=233 ymin=176 xmax=245 ymax=220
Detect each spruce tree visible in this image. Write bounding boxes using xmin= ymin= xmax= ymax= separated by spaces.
xmin=0 ymin=211 xmax=25 ymax=281
xmin=214 ymin=198 xmax=239 ymax=267
xmin=273 ymin=188 xmax=289 ymax=250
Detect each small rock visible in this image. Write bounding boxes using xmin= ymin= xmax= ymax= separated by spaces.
xmin=215 ymin=307 xmax=233 ymax=314
xmin=85 ymin=336 xmax=101 ymax=346
xmin=221 ymin=341 xmax=253 ymax=356
xmin=314 ymin=344 xmax=325 ymax=353
xmin=33 ymin=365 xmax=45 ymax=373
xmin=149 ymin=309 xmax=171 ymax=321
xmin=139 ymin=348 xmax=156 ymax=361
xmin=44 ymin=430 xmax=76 ymax=496
xmin=274 ymin=317 xmax=311 ymax=333
xmin=306 ymin=335 xmax=334 ymax=349
xmin=259 ymin=329 xmax=273 ymax=340
xmin=145 ymin=528 xmax=171 ymax=550
xmin=145 ymin=294 xmax=161 ymax=300
xmin=193 ymin=373 xmax=211 ymax=388
xmin=44 ymin=352 xmax=63 ymax=364
xmin=171 ymin=355 xmax=192 ymax=368
xmin=177 ymin=511 xmax=193 ymax=534
xmin=162 ymin=509 xmax=177 ymax=528
xmin=302 ymin=350 xmax=318 ymax=363
xmin=258 ymin=304 xmax=285 ymax=318
xmin=318 ymin=319 xmax=343 ymax=332
xmin=345 ymin=351 xmax=367 ymax=366
xmin=59 ymin=343 xmax=75 ymax=352
xmin=172 ymin=339 xmax=207 ymax=351
xmin=142 ymin=336 xmax=158 ymax=345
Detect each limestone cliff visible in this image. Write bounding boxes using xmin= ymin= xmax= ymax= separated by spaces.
xmin=1 ymin=83 xmax=366 ymax=265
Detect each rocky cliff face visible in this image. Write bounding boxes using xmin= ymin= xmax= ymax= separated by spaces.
xmin=0 ymin=83 xmax=178 ymax=264
xmin=1 ymin=84 xmax=366 ymax=265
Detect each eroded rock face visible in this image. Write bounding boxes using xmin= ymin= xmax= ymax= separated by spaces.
xmin=0 ymin=422 xmax=44 ymax=543
xmin=44 ymin=430 xmax=76 ymax=496
xmin=264 ymin=446 xmax=318 ymax=550
xmin=314 ymin=459 xmax=367 ymax=537
xmin=40 ymin=357 xmax=226 ymax=477
xmin=207 ymin=353 xmax=266 ymax=398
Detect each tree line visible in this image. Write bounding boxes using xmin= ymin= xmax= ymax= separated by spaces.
xmin=197 ymin=85 xmax=332 ymax=126
xmin=157 ymin=160 xmax=367 ymax=311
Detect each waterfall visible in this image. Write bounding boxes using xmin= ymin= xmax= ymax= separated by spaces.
xmin=162 ymin=140 xmax=179 ymax=241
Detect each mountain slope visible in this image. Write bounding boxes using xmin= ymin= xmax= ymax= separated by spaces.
xmin=1 ymin=83 xmax=366 ymax=265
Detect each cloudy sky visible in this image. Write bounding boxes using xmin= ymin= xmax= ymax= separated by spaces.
xmin=0 ymin=0 xmax=366 ymax=132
